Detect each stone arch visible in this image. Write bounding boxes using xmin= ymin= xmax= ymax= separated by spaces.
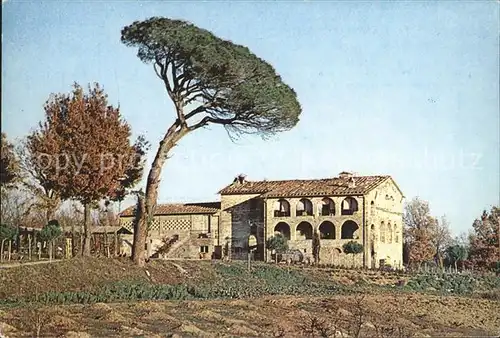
xmin=274 ymin=222 xmax=291 ymax=240
xmin=380 ymin=221 xmax=386 ymax=243
xmin=334 ymin=248 xmax=342 ymax=254
xmin=319 ymin=221 xmax=335 ymax=239
xmin=341 ymin=220 xmax=359 ymax=239
xmin=320 ymin=197 xmax=335 ymax=216
xmin=274 ymin=199 xmax=290 ymax=217
xmin=387 ymin=222 xmax=393 ymax=243
xmin=296 ymin=198 xmax=313 ymax=216
xmin=341 ymin=196 xmax=358 ymax=215
xmin=296 ymin=221 xmax=313 ymax=240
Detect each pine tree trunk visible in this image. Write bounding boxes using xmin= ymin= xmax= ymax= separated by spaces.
xmin=132 ymin=193 xmax=147 ymax=266
xmin=132 ymin=125 xmax=188 ymax=266
xmin=82 ymin=203 xmax=92 ymax=257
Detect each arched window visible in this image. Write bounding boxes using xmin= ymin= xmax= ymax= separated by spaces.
xmin=341 ymin=220 xmax=359 ymax=239
xmin=320 ymin=198 xmax=335 ymax=216
xmin=274 ymin=199 xmax=290 ymax=217
xmin=274 ymin=222 xmax=291 ymax=240
xmin=387 ymin=222 xmax=393 ymax=243
xmin=341 ymin=197 xmax=358 ymax=215
xmin=296 ymin=222 xmax=313 ymax=240
xmin=380 ymin=221 xmax=386 ymax=243
xmin=394 ymin=223 xmax=399 ymax=243
xmin=296 ymin=198 xmax=313 ymax=216
xmin=319 ymin=221 xmax=335 ymax=239
xmin=370 ymin=201 xmax=375 ymax=216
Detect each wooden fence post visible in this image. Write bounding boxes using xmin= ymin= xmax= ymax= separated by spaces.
xmin=8 ymin=241 xmax=12 ymax=261
xmin=114 ymin=231 xmax=118 ymax=257
xmin=28 ymin=234 xmax=32 ymax=260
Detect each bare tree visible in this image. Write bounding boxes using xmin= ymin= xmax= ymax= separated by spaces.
xmin=16 ymin=141 xmax=61 ymax=222
xmin=1 ymin=133 xmax=20 ymax=187
xmin=431 ymin=215 xmax=452 ymax=269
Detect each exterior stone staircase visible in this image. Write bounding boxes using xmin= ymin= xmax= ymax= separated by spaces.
xmin=153 ymin=235 xmax=191 ymax=259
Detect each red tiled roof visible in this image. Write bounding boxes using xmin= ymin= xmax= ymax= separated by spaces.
xmin=218 ymin=175 xmax=391 ymax=198
xmin=120 ymin=202 xmax=221 ymax=217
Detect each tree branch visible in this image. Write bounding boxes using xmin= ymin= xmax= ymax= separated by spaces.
xmin=184 ymin=100 xmax=217 ymax=121
xmin=171 ymin=59 xmax=179 ymax=92
xmin=187 ymin=115 xmax=237 ymax=131
xmin=153 ymin=63 xmax=163 ymax=79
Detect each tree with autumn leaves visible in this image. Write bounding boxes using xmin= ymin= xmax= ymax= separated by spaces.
xmin=404 ymin=197 xmax=499 ymax=271
xmin=468 ymin=206 xmax=499 ymax=270
xmin=28 ymin=83 xmax=147 ymax=256
xmin=1 ymin=133 xmax=20 ymax=188
xmin=403 ymin=197 xmax=453 ymax=269
xmin=403 ymin=198 xmax=437 ymax=268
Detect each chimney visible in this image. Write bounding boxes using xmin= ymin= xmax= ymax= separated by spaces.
xmin=339 ymin=171 xmax=354 ymax=179
xmin=235 ymin=173 xmax=247 ymax=185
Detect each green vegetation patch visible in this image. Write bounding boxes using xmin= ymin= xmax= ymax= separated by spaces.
xmin=405 ymin=273 xmax=500 ymax=294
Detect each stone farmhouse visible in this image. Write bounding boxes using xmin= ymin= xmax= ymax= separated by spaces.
xmin=119 ymin=171 xmax=404 ymax=268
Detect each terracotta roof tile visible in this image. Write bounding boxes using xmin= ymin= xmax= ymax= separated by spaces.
xmin=218 ymin=175 xmax=390 ymax=198
xmin=120 ymin=202 xmax=221 ymax=217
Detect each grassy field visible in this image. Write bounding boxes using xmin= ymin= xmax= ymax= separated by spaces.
xmin=0 ymin=258 xmax=499 ymax=337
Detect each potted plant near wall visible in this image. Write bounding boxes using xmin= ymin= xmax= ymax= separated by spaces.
xmin=343 ymin=240 xmax=364 ymax=268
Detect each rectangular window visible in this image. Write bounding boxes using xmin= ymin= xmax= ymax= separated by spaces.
xmin=200 ymin=246 xmax=209 ymax=253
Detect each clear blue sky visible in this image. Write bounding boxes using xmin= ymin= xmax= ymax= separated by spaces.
xmin=2 ymin=1 xmax=499 ymax=235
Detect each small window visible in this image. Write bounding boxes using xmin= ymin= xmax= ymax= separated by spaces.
xmin=200 ymin=246 xmax=209 ymax=253
xmin=304 ymin=249 xmax=307 ymax=253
